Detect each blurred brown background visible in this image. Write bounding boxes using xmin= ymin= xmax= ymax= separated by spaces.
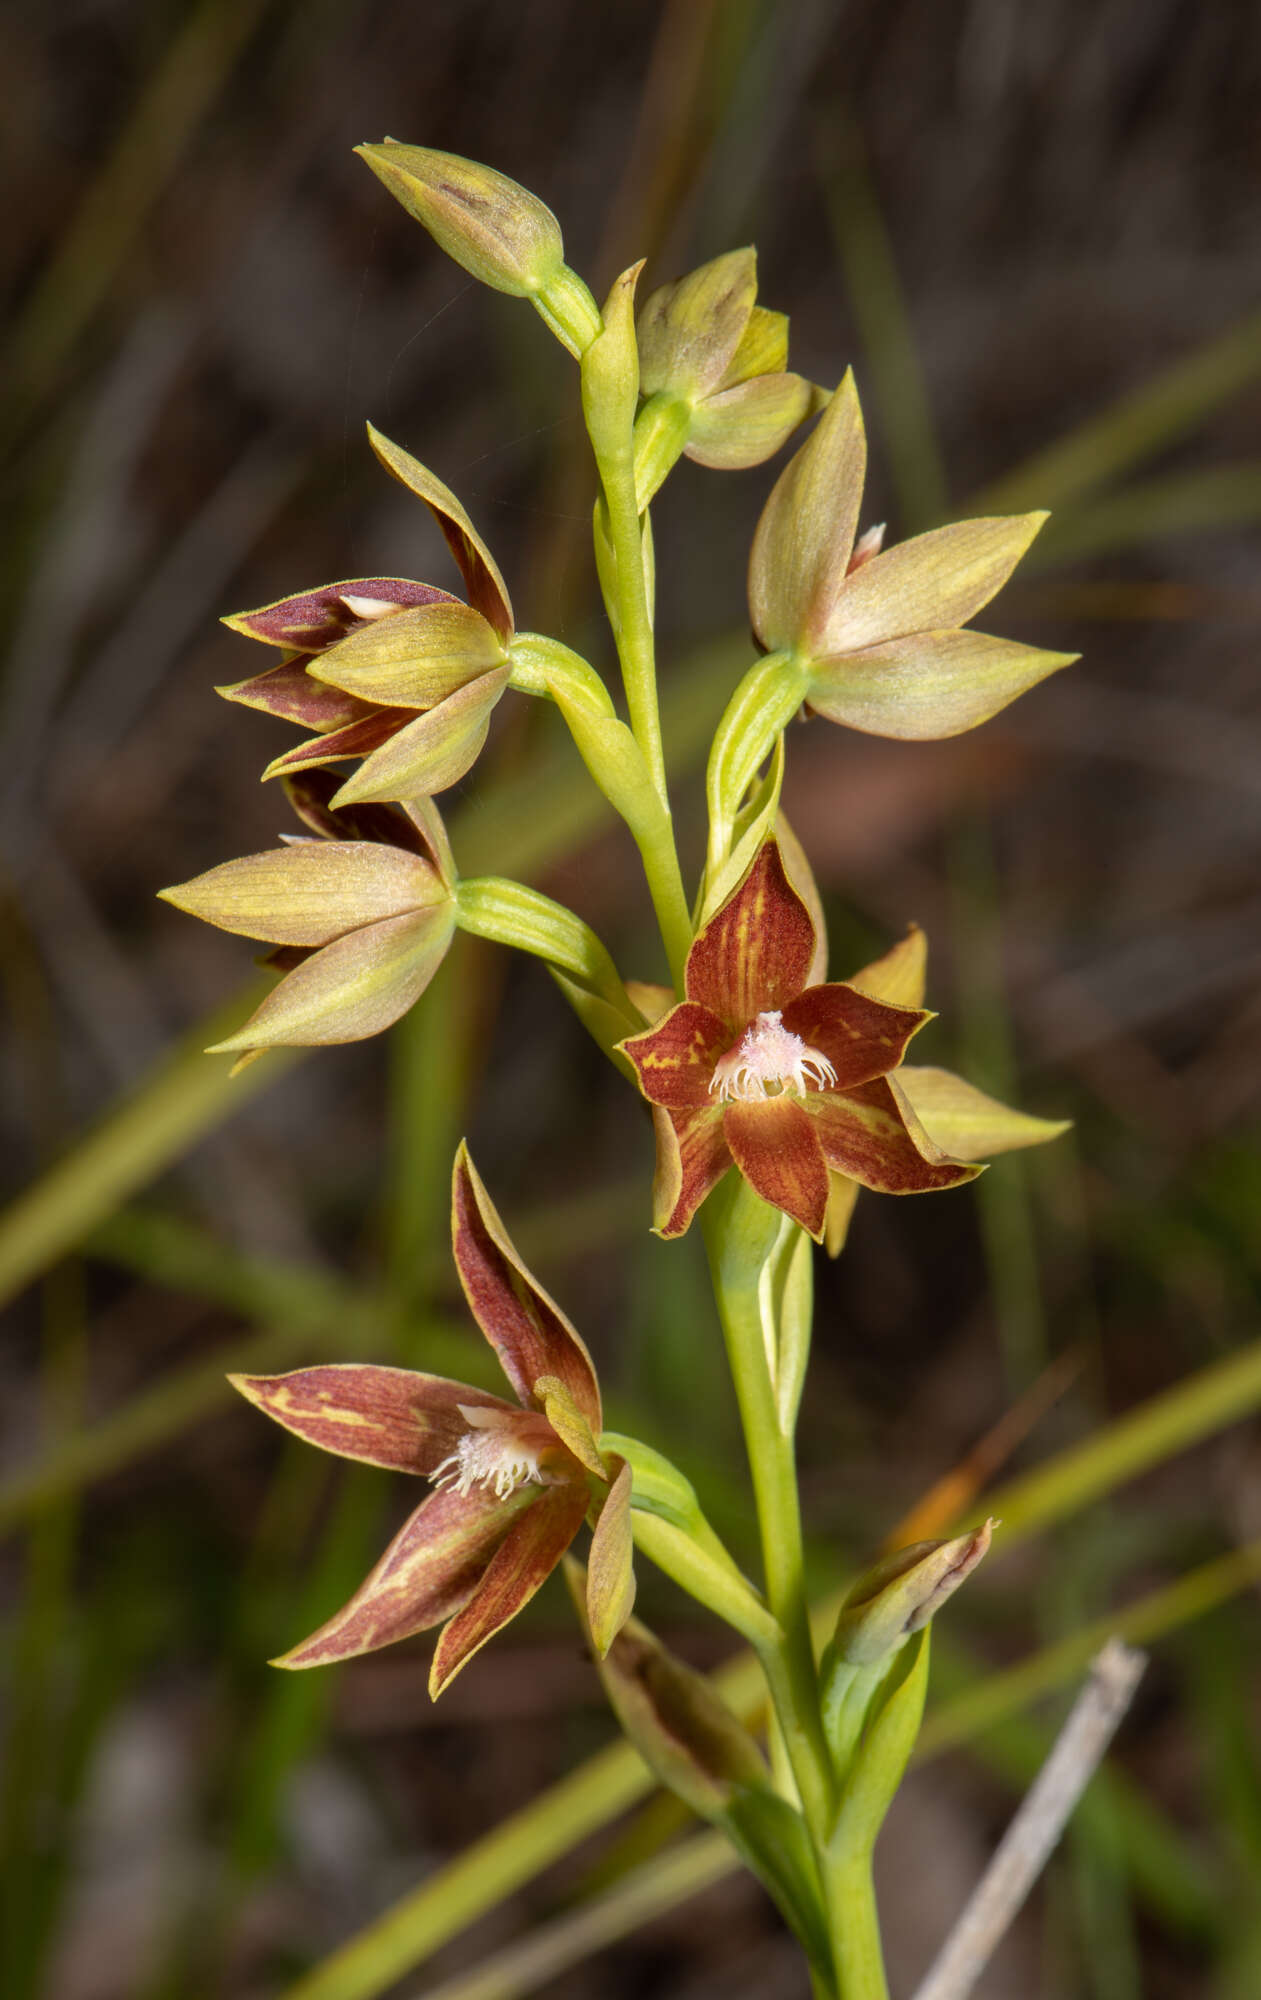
xmin=3 ymin=2 xmax=1261 ymax=1996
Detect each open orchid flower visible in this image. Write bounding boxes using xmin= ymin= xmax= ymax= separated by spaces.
xmin=749 ymin=371 xmax=1076 ymax=740
xmin=218 ymin=426 xmax=514 ymax=805
xmin=619 ymin=840 xmax=978 ymax=1240
xmin=158 ymin=772 xmax=457 ymax=1062
xmin=231 ymin=1147 xmax=633 ymax=1693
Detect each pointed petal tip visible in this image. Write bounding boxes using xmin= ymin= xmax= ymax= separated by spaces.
xmin=204 ymin=1032 xmax=249 ymax=1055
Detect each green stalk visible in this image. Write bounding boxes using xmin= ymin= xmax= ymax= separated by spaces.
xmin=821 ymin=1852 xmax=888 ymax=2000
xmin=700 ymin=1182 xmax=836 ymax=1872
xmin=584 ymin=319 xmax=692 ymax=985
xmin=596 ymin=472 xmax=666 ymax=801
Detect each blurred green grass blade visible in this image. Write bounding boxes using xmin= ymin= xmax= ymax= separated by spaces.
xmin=281 ymin=1737 xmax=658 ymax=2000
xmin=6 ymin=0 xmax=272 ymax=417
xmin=0 ymin=989 xmax=296 ymax=1312
xmin=1181 ymin=1615 xmax=1261 ymax=1893
xmin=413 ymin=1832 xmax=735 ymax=2000
xmin=949 ymin=815 xmax=1047 ymax=1395
xmin=0 ymin=1217 xmax=488 ymax=1533
xmin=969 ymin=304 xmax=1261 ymax=516
xmin=227 ymin=1471 xmax=384 ymax=1884
xmin=0 ymin=1174 xmax=648 ymax=1532
xmin=0 ymin=640 xmax=742 ymax=1315
xmin=814 ymin=115 xmax=949 ymax=530
xmin=386 ymin=940 xmax=480 ymax=1334
xmin=1023 ymin=461 xmax=1261 ymax=569
xmin=980 ymin=1335 xmax=1261 ymax=1539
xmin=919 ymin=1538 xmax=1261 ymax=1759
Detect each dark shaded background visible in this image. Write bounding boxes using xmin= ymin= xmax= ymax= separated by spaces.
xmin=3 ymin=2 xmax=1261 ymax=1996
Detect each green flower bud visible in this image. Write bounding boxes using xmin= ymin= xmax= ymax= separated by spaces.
xmin=830 ymin=1521 xmax=994 ymax=1669
xmin=355 ymin=142 xmax=564 ymax=297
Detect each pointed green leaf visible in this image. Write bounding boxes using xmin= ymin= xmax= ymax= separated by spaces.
xmin=697 ymin=735 xmax=784 ymax=927
xmin=831 ymin=1627 xmax=931 ymax=1855
xmin=581 ymin=261 xmax=643 ymax=463
xmin=704 ymin=651 xmax=810 ymax=875
xmin=827 ymin=1524 xmax=993 ymax=1671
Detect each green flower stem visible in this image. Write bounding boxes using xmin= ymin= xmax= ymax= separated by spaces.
xmin=820 ymin=1851 xmax=888 ymax=2000
xmin=628 ymin=1509 xmax=781 ymax=1655
xmin=700 ymin=1181 xmax=835 ymax=1848
xmin=588 ymin=430 xmax=692 ymax=987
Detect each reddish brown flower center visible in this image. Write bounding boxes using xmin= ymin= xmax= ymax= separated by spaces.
xmin=709 ymin=1008 xmax=837 ymax=1104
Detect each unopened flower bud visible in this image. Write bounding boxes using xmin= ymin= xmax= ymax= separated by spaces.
xmin=356 ymin=142 xmax=564 ymax=297
xmin=830 ymin=1521 xmax=994 ymax=1668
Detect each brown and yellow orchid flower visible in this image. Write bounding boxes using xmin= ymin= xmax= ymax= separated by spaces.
xmin=218 ymin=425 xmax=514 ymax=806
xmin=619 ymin=840 xmax=979 ymax=1241
xmin=231 ymin=1147 xmax=632 ymax=1695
